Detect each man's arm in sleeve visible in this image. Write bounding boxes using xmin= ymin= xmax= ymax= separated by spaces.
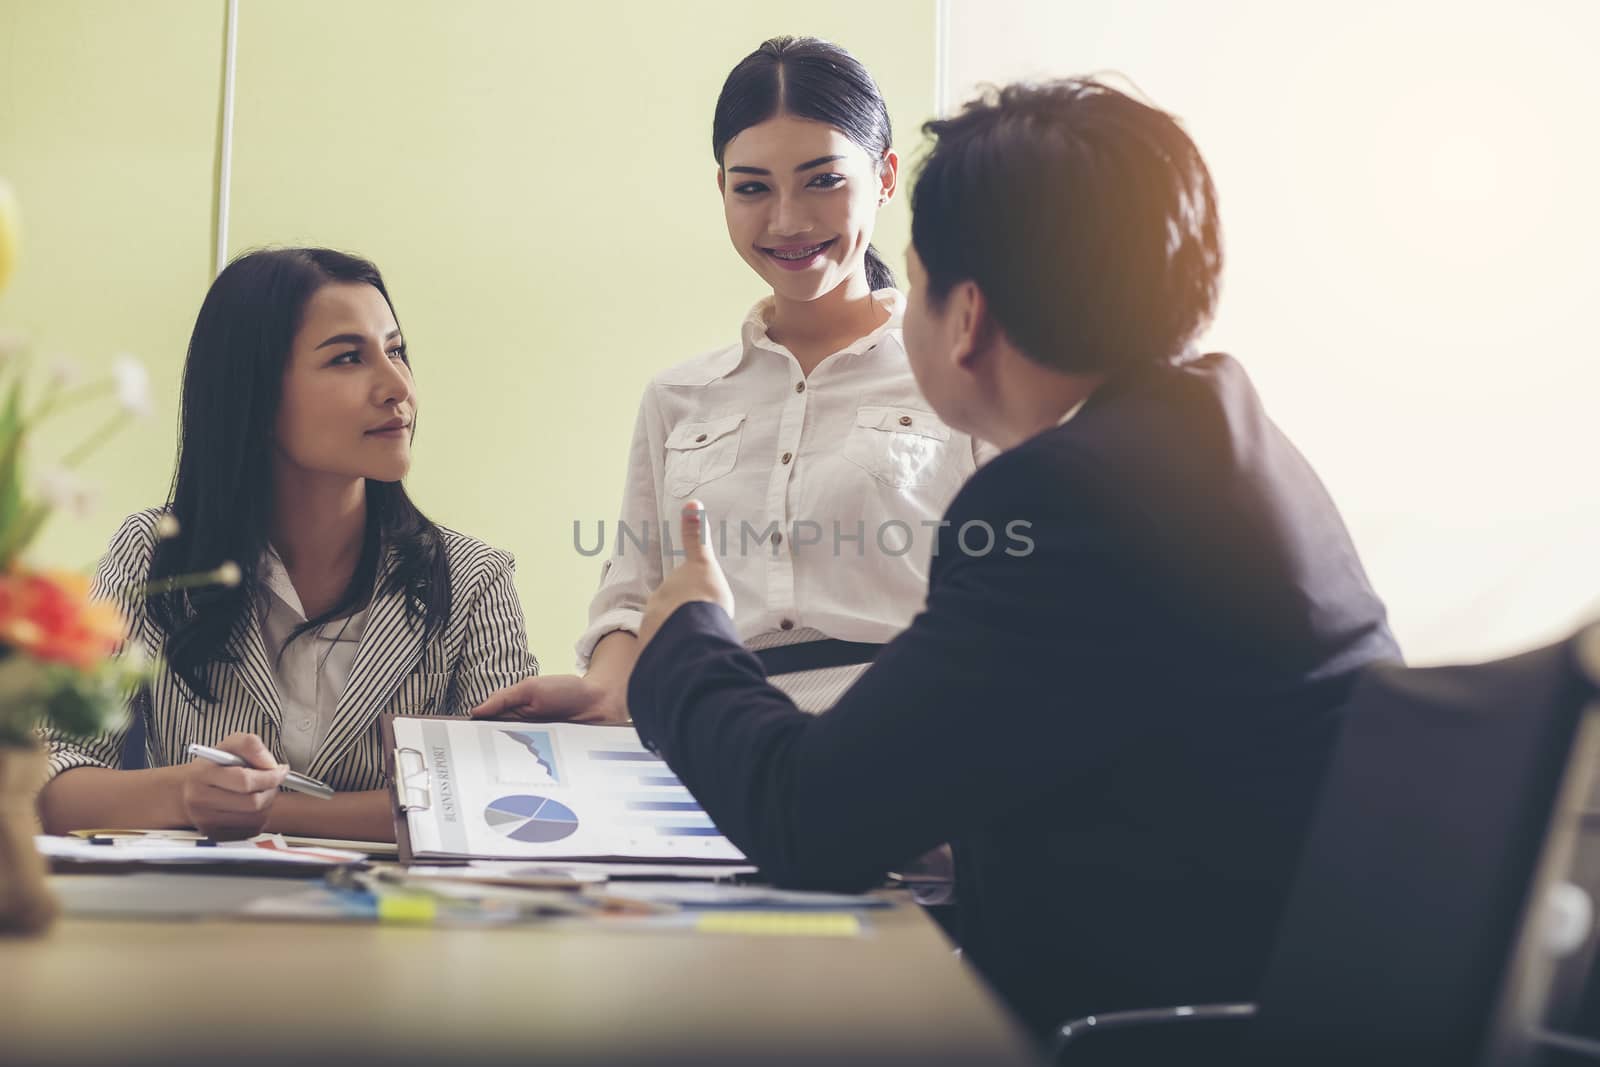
xmin=628 ymin=451 xmax=1163 ymax=890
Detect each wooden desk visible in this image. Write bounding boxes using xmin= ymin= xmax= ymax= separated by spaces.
xmin=0 ymin=879 xmax=1040 ymax=1067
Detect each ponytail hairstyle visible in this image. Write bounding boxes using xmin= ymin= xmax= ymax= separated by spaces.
xmin=712 ymin=35 xmax=896 ymax=290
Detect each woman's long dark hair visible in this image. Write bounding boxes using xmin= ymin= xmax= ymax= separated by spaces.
xmin=712 ymin=36 xmax=897 ymax=291
xmin=148 ymin=248 xmax=450 ymax=703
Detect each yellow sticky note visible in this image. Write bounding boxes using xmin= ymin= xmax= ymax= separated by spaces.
xmin=376 ymin=892 xmax=436 ymax=924
xmin=693 ymin=912 xmax=862 ymax=938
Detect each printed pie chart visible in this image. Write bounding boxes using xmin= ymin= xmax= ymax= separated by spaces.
xmin=485 ymin=794 xmax=579 ymax=844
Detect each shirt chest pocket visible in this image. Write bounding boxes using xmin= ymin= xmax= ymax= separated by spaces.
xmin=664 ymin=414 xmax=746 ymax=498
xmin=842 ymin=405 xmax=951 ymax=489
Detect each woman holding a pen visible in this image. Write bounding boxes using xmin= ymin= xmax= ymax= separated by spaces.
xmin=35 ymin=248 xmax=539 ymax=841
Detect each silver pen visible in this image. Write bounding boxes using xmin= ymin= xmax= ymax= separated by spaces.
xmin=186 ymin=742 xmax=335 ymax=800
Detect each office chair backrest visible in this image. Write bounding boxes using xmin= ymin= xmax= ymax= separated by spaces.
xmin=1244 ymin=624 xmax=1600 ymax=1067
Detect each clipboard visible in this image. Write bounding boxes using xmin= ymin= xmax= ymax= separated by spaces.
xmin=379 ymin=714 xmax=746 ymax=867
xmin=380 ymin=712 xmax=425 ymax=866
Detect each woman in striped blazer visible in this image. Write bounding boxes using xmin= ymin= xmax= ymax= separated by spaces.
xmin=37 ymin=248 xmax=538 ymax=841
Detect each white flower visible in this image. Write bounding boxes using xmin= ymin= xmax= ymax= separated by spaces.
xmin=36 ymin=465 xmax=75 ymax=505
xmin=110 ymin=352 xmax=152 ymax=417
xmin=0 ymin=329 xmax=27 ymax=362
xmin=213 ymin=561 xmax=242 ymax=587
xmin=154 ymin=513 xmax=180 ymax=539
xmin=36 ymin=465 xmax=97 ymax=519
xmin=46 ymin=354 xmax=81 ymax=390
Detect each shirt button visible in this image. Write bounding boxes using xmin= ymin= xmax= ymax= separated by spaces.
xmin=781 ymin=452 xmax=793 ymax=464
xmin=300 ymin=718 xmax=313 ymax=731
xmin=771 ymin=532 xmax=783 ymax=547
xmin=780 ymin=619 xmax=795 ymax=631
xmin=899 ymin=415 xmax=913 ymax=427
xmin=695 ymin=433 xmax=707 ymax=443
xmin=795 ymin=381 xmax=806 ymax=394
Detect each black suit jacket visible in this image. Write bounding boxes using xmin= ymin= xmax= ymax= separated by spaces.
xmin=629 ymin=353 xmax=1401 ymax=1033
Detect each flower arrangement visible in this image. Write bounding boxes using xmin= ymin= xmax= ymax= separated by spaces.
xmin=0 ymin=178 xmax=245 ymax=935
xmin=0 ymin=177 xmax=154 ymax=747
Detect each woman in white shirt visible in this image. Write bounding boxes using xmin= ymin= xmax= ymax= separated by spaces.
xmin=37 ymin=248 xmax=538 ymax=841
xmin=477 ymin=37 xmax=986 ymax=725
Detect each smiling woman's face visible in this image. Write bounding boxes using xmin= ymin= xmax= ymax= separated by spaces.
xmin=720 ymin=114 xmax=895 ymax=301
xmin=274 ymin=281 xmax=416 ymax=485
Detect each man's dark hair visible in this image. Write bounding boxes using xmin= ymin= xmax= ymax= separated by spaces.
xmin=911 ymin=79 xmax=1223 ymax=374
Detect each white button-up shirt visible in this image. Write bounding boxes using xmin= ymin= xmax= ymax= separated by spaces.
xmin=258 ymin=548 xmax=370 ymax=772
xmin=577 ymin=291 xmax=992 ymax=700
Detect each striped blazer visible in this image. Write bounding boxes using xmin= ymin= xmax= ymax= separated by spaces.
xmin=42 ymin=508 xmax=539 ymax=792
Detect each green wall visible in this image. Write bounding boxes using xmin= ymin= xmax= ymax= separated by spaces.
xmin=0 ymin=0 xmax=935 ymax=668
xmin=0 ymin=0 xmax=222 ymax=562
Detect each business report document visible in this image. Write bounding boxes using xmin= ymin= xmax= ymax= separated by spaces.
xmin=385 ymin=717 xmax=746 ymax=864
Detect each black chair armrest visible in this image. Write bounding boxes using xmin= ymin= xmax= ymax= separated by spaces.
xmin=1051 ymin=1002 xmax=1257 ymax=1064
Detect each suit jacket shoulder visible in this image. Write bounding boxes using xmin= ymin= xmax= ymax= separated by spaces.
xmin=434 ymin=525 xmax=516 ymax=589
xmin=98 ymin=506 xmax=170 ymax=581
xmin=938 ymin=352 xmax=1395 ymax=680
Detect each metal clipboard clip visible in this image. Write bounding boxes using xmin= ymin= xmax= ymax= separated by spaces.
xmin=395 ymin=746 xmax=432 ymax=812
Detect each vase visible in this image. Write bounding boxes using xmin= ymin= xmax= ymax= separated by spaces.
xmin=0 ymin=743 xmax=57 ymax=935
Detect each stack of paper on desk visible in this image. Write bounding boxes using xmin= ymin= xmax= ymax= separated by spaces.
xmin=383 ymin=717 xmax=747 ymax=865
xmin=67 ymin=827 xmax=400 ymax=858
xmin=37 ymin=835 xmax=367 ymax=869
xmin=450 ymin=860 xmax=757 ymax=882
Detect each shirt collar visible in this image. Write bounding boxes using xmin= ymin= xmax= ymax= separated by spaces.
xmin=735 ymin=288 xmax=905 ymax=370
xmin=258 ymin=545 xmax=374 ymax=639
xmin=260 ymin=546 xmax=305 ymax=619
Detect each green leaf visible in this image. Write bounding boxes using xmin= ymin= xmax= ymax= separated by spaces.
xmin=0 ymin=649 xmax=47 ymax=703
xmin=0 ymin=373 xmax=27 ymax=546
xmin=0 ymin=499 xmax=51 ymax=565
xmin=42 ymin=682 xmax=110 ymax=739
xmin=0 ymin=652 xmax=48 ymax=746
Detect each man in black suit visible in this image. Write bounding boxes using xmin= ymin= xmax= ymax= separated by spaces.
xmin=624 ymin=80 xmax=1401 ymax=1034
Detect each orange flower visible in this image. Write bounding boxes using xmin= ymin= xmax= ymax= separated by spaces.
xmin=0 ymin=569 xmax=127 ymax=672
